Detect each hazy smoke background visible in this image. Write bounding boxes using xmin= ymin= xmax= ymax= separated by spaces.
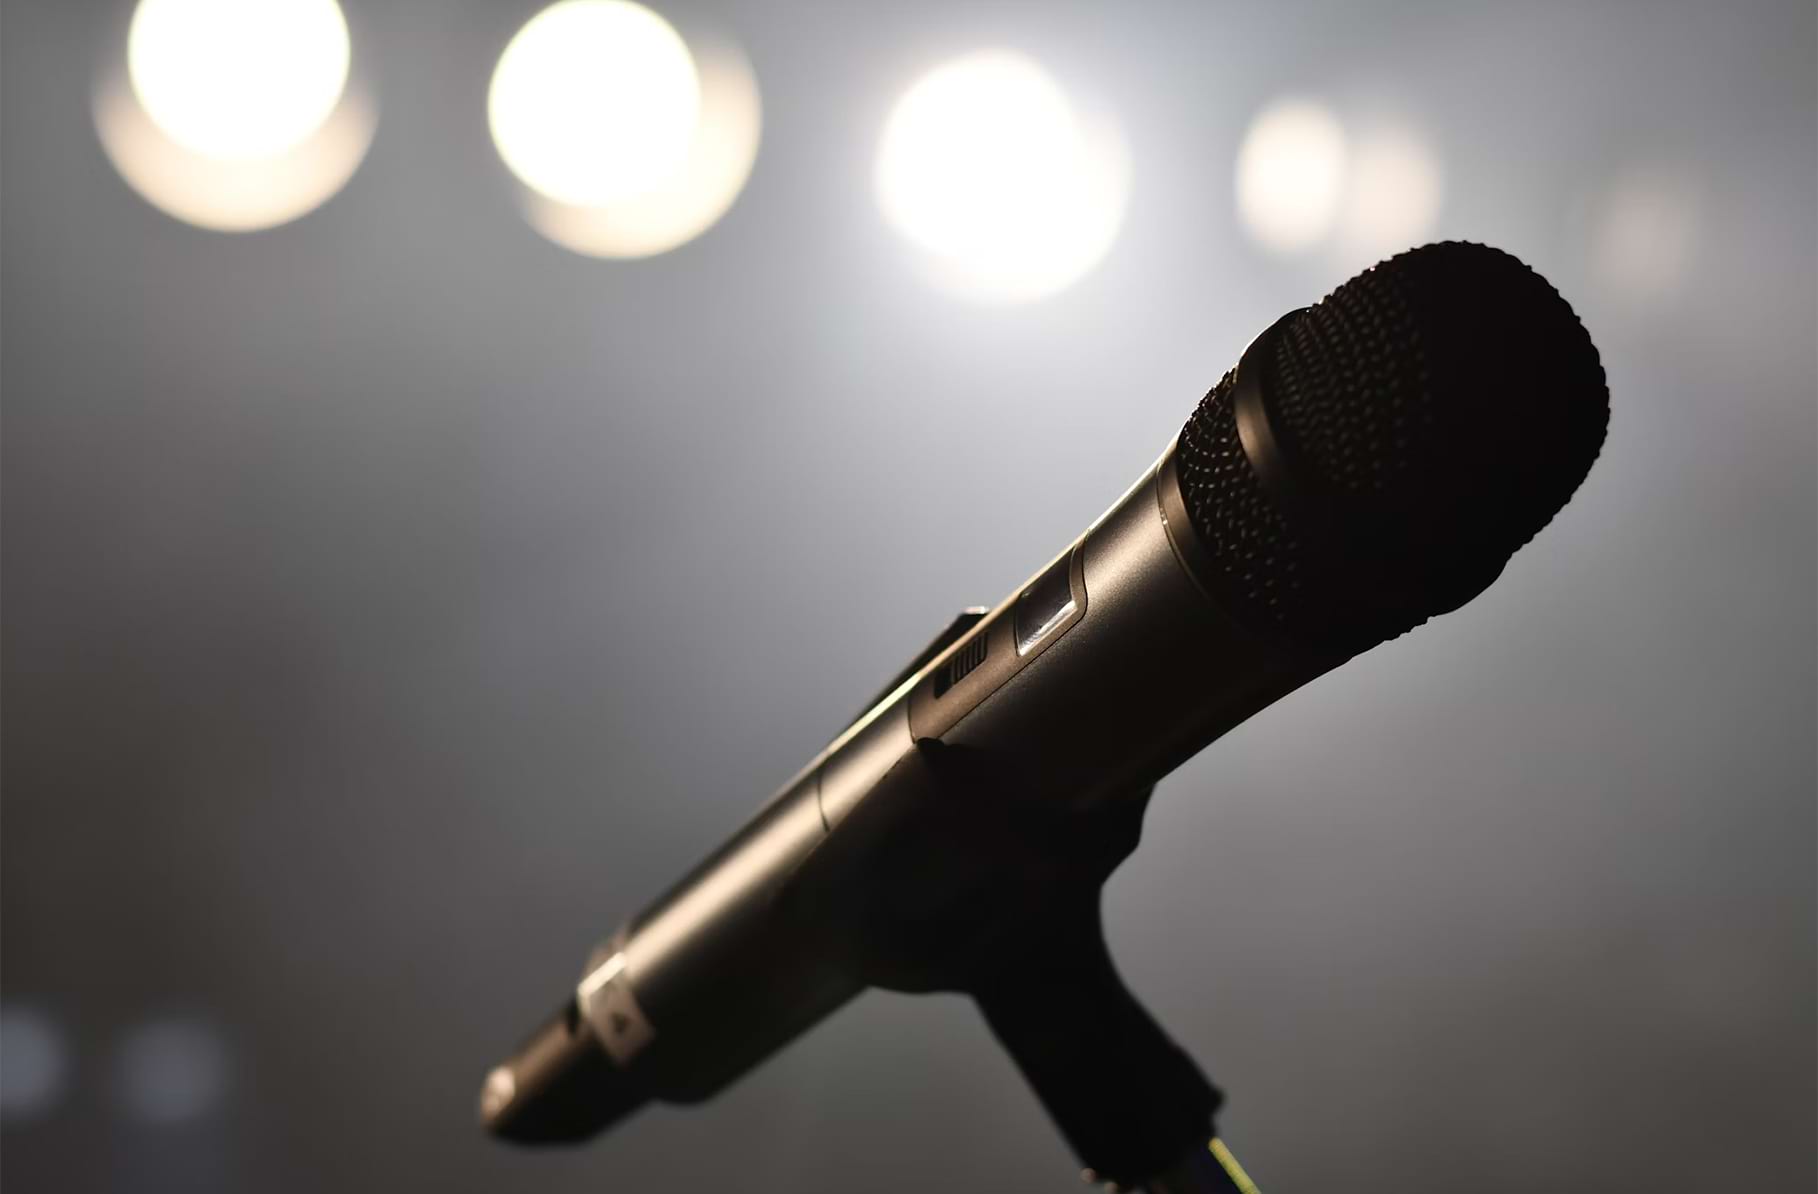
xmin=3 ymin=1 xmax=1813 ymax=1191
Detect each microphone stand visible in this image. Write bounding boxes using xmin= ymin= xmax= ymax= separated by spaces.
xmin=970 ymin=899 xmax=1262 ymax=1194
xmin=786 ymin=732 xmax=1264 ymax=1193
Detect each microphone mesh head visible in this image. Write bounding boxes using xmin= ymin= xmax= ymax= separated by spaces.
xmin=1176 ymin=242 xmax=1609 ymax=653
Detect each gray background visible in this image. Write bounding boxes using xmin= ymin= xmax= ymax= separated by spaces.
xmin=3 ymin=1 xmax=1813 ymax=1190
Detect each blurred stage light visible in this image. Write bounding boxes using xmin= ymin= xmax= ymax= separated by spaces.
xmin=127 ymin=0 xmax=350 ymax=160
xmin=95 ymin=0 xmax=374 ymax=232
xmin=115 ymin=1018 xmax=228 ymax=1125
xmin=517 ymin=37 xmax=761 ymax=260
xmin=0 ymin=1006 xmax=69 ymax=1124
xmin=1339 ymin=126 xmax=1444 ymax=258
xmin=1590 ymin=164 xmax=1700 ymax=301
xmin=875 ymin=51 xmax=1129 ymax=303
xmin=488 ymin=1 xmax=699 ymax=209
xmin=489 ymin=3 xmax=760 ymax=259
xmin=1235 ymin=98 xmax=1348 ymax=253
xmin=1237 ymin=100 xmax=1444 ymax=260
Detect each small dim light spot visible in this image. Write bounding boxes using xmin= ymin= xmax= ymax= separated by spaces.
xmin=0 ymin=1006 xmax=69 ymax=1124
xmin=116 ymin=1018 xmax=229 ymax=1126
xmin=1591 ymin=164 xmax=1700 ymax=301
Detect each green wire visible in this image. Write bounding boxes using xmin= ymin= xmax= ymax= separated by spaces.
xmin=1208 ymin=1138 xmax=1262 ymax=1194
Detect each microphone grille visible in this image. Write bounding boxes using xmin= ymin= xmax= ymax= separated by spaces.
xmin=1176 ymin=242 xmax=1610 ymax=653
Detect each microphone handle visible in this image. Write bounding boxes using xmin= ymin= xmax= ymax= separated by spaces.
xmin=485 ymin=436 xmax=1343 ymax=1147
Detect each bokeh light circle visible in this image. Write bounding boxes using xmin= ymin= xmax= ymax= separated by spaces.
xmin=115 ymin=1018 xmax=229 ymax=1125
xmin=97 ymin=0 xmax=374 ymax=232
xmin=488 ymin=0 xmax=701 ymax=209
xmin=1339 ymin=126 xmax=1444 ymax=257
xmin=127 ymin=0 xmax=351 ymax=160
xmin=876 ymin=51 xmax=1129 ymax=303
xmin=519 ymin=34 xmax=762 ymax=260
xmin=0 ymin=1006 xmax=69 ymax=1124
xmin=1235 ymin=98 xmax=1349 ymax=253
xmin=1590 ymin=164 xmax=1700 ymax=300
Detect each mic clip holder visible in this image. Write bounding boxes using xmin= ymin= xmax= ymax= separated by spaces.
xmin=780 ymin=736 xmax=1225 ymax=1191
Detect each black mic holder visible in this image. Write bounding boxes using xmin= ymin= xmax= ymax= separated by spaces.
xmin=782 ymin=732 xmax=1241 ymax=1192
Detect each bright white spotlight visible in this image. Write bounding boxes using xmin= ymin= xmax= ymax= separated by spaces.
xmin=875 ymin=51 xmax=1129 ymax=303
xmin=97 ymin=0 xmax=372 ymax=232
xmin=1235 ymin=98 xmax=1348 ymax=254
xmin=521 ymin=33 xmax=762 ymax=260
xmin=1339 ymin=126 xmax=1444 ymax=258
xmin=127 ymin=0 xmax=351 ymax=160
xmin=489 ymin=0 xmax=700 ymax=209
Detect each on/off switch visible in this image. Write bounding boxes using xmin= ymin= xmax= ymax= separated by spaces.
xmin=908 ymin=546 xmax=1085 ymax=740
xmin=1014 ymin=549 xmax=1079 ymax=656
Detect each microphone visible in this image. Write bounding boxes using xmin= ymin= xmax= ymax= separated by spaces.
xmin=480 ymin=242 xmax=1610 ymax=1185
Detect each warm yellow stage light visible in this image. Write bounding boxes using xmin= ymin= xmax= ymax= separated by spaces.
xmin=875 ymin=51 xmax=1129 ymax=303
xmin=99 ymin=0 xmax=371 ymax=232
xmin=96 ymin=82 xmax=374 ymax=233
xmin=488 ymin=0 xmax=701 ymax=209
xmin=520 ymin=36 xmax=761 ymax=260
xmin=127 ymin=0 xmax=350 ymax=161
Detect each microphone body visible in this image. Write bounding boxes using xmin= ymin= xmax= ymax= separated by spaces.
xmin=486 ymin=320 xmax=1334 ymax=1130
xmin=481 ymin=242 xmax=1611 ymax=1184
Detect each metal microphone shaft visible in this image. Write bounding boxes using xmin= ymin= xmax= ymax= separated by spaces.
xmin=481 ymin=242 xmax=1610 ymax=1189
